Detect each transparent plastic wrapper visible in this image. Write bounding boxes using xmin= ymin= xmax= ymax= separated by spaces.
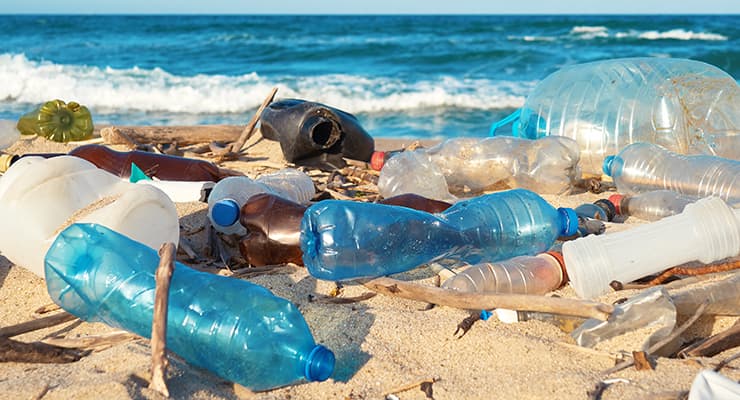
xmin=670 ymin=270 xmax=740 ymax=316
xmin=0 ymin=119 xmax=20 ymax=150
xmin=563 ymin=197 xmax=740 ymax=299
xmin=301 ymin=188 xmax=578 ymax=281
xmin=491 ymin=57 xmax=740 ymax=175
xmin=603 ymin=142 xmax=739 ymax=204
xmin=441 ymin=252 xmax=565 ymax=295
xmin=208 ymin=169 xmax=315 ymax=235
xmin=689 ymin=370 xmax=740 ymax=400
xmin=45 ymin=223 xmax=334 ymax=391
xmin=608 ymin=190 xmax=699 ymax=221
xmin=378 ymin=136 xmax=580 ymax=201
xmin=0 ymin=156 xmax=179 ymax=277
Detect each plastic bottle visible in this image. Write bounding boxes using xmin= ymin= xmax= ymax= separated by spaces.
xmin=574 ymin=200 xmax=617 ymax=222
xmin=563 ymin=196 xmax=740 ymax=299
xmin=239 ymin=193 xmax=453 ymax=267
xmin=608 ymin=190 xmax=700 ymax=221
xmin=377 ymin=136 xmax=581 ymax=201
xmin=260 ymin=99 xmax=375 ymax=167
xmin=0 ymin=156 xmax=179 ymax=278
xmin=17 ymin=99 xmax=94 ymax=142
xmin=603 ymin=142 xmax=739 ymax=203
xmin=441 ymin=252 xmax=566 ymax=295
xmin=45 ymin=223 xmax=334 ymax=391
xmin=208 ymin=169 xmax=315 ymax=235
xmin=0 ymin=119 xmax=20 ymax=150
xmin=491 ymin=58 xmax=740 ymax=175
xmin=301 ymin=188 xmax=578 ymax=281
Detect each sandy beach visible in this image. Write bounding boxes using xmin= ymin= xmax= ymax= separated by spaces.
xmin=0 ymin=130 xmax=737 ymax=400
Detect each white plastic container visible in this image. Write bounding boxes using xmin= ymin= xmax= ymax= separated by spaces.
xmin=0 ymin=119 xmax=20 ymax=150
xmin=499 ymin=58 xmax=740 ymax=175
xmin=563 ymin=196 xmax=740 ymax=299
xmin=207 ymin=168 xmax=315 ymax=235
xmin=0 ymin=156 xmax=179 ymax=277
xmin=136 ymin=179 xmax=214 ymax=203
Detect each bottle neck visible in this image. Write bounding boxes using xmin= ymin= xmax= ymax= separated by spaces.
xmin=303 ymin=345 xmax=335 ymax=382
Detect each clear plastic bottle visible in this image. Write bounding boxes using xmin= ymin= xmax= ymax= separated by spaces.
xmin=608 ymin=190 xmax=699 ymax=221
xmin=301 ymin=188 xmax=578 ymax=281
xmin=603 ymin=142 xmax=739 ymax=203
xmin=493 ymin=58 xmax=740 ymax=175
xmin=0 ymin=119 xmax=20 ymax=150
xmin=208 ymin=169 xmax=315 ymax=235
xmin=45 ymin=223 xmax=334 ymax=391
xmin=377 ymin=136 xmax=581 ymax=201
xmin=441 ymin=252 xmax=566 ymax=295
xmin=563 ymin=196 xmax=740 ymax=299
xmin=0 ymin=156 xmax=179 ymax=278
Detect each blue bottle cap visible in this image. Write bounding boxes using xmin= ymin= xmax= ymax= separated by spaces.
xmin=305 ymin=344 xmax=335 ymax=382
xmin=602 ymin=155 xmax=616 ymax=176
xmin=558 ymin=207 xmax=579 ymax=237
xmin=211 ymin=199 xmax=240 ymax=227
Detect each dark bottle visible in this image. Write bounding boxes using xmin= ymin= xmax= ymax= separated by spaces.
xmin=239 ymin=193 xmax=452 ymax=267
xmin=260 ymin=99 xmax=375 ymax=167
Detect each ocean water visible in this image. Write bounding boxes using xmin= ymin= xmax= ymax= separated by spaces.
xmin=0 ymin=14 xmax=737 ymax=139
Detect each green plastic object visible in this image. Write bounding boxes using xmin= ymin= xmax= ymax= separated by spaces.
xmin=17 ymin=99 xmax=94 ymax=142
xmin=128 ymin=163 xmax=151 ymax=183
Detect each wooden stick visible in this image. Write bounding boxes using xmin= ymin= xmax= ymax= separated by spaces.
xmin=647 ymin=257 xmax=740 ymax=285
xmin=0 ymin=312 xmax=78 ymax=338
xmin=681 ymin=320 xmax=740 ymax=358
xmin=42 ymin=331 xmax=138 ymax=350
xmin=149 ymin=242 xmax=176 ymax=398
xmin=99 ymin=125 xmax=244 ymax=146
xmin=383 ymin=376 xmax=440 ymax=397
xmin=0 ymin=336 xmax=88 ymax=364
xmin=227 ymin=87 xmax=279 ymax=154
xmin=363 ymin=277 xmax=615 ymax=321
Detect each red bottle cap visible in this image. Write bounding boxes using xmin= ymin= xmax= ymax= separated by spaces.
xmin=608 ymin=194 xmax=624 ymax=215
xmin=370 ymin=151 xmax=386 ymax=171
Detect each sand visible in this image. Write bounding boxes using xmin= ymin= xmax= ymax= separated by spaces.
xmin=0 ymin=131 xmax=737 ymax=400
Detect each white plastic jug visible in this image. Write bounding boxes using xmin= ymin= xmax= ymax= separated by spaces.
xmin=0 ymin=156 xmax=179 ymax=277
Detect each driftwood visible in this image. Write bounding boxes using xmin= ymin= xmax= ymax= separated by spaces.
xmin=680 ymin=320 xmax=740 ymax=358
xmin=0 ymin=336 xmax=88 ymax=364
xmin=99 ymin=125 xmax=243 ymax=146
xmin=149 ymin=243 xmax=176 ymax=398
xmin=0 ymin=312 xmax=78 ymax=338
xmin=42 ymin=331 xmax=139 ymax=350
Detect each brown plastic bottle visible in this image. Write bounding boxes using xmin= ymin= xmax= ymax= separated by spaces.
xmin=239 ymin=193 xmax=453 ymax=267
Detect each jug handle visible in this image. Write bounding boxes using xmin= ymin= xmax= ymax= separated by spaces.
xmin=488 ymin=108 xmax=522 ymax=137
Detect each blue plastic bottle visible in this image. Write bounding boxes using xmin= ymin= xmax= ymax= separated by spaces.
xmin=301 ymin=188 xmax=578 ymax=281
xmin=44 ymin=223 xmax=334 ymax=391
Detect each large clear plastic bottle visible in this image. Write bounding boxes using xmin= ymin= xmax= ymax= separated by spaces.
xmin=377 ymin=136 xmax=581 ymax=201
xmin=603 ymin=142 xmax=739 ymax=203
xmin=45 ymin=223 xmax=334 ymax=391
xmin=0 ymin=156 xmax=179 ymax=277
xmin=301 ymin=189 xmax=578 ymax=281
xmin=441 ymin=252 xmax=566 ymax=295
xmin=208 ymin=169 xmax=315 ymax=235
xmin=563 ymin=197 xmax=740 ymax=299
xmin=493 ymin=58 xmax=740 ymax=175
xmin=608 ymin=190 xmax=699 ymax=221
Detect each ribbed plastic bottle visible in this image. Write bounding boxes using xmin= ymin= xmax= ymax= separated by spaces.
xmin=45 ymin=223 xmax=334 ymax=391
xmin=0 ymin=156 xmax=179 ymax=278
xmin=208 ymin=169 xmax=315 ymax=235
xmin=377 ymin=136 xmax=581 ymax=201
xmin=17 ymin=99 xmax=94 ymax=142
xmin=608 ymin=190 xmax=699 ymax=221
xmin=301 ymin=189 xmax=578 ymax=281
xmin=563 ymin=196 xmax=740 ymax=299
xmin=603 ymin=142 xmax=739 ymax=203
xmin=491 ymin=57 xmax=740 ymax=175
xmin=441 ymin=252 xmax=566 ymax=295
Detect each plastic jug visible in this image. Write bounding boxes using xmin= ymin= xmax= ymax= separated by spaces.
xmin=608 ymin=190 xmax=700 ymax=221
xmin=603 ymin=142 xmax=739 ymax=203
xmin=563 ymin=196 xmax=740 ymax=299
xmin=17 ymin=99 xmax=94 ymax=142
xmin=208 ymin=169 xmax=315 ymax=235
xmin=491 ymin=58 xmax=740 ymax=175
xmin=45 ymin=223 xmax=334 ymax=391
xmin=0 ymin=156 xmax=179 ymax=277
xmin=301 ymin=189 xmax=578 ymax=281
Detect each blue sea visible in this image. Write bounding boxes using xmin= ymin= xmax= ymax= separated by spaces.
xmin=0 ymin=15 xmax=737 ymax=139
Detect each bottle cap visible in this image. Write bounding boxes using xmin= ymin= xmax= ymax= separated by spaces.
xmin=211 ymin=199 xmax=240 ymax=227
xmin=541 ymin=251 xmax=567 ymax=287
xmin=305 ymin=344 xmax=335 ymax=382
xmin=558 ymin=207 xmax=579 ymax=237
xmin=602 ymin=155 xmax=616 ymax=176
xmin=607 ymin=194 xmax=624 ymax=215
xmin=593 ymin=199 xmax=617 ymax=222
xmin=370 ymin=151 xmax=386 ymax=171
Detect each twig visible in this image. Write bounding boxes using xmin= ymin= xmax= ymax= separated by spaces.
xmin=31 ymin=383 xmax=51 ymax=400
xmin=42 ymin=331 xmax=139 ymax=350
xmin=220 ymin=87 xmax=278 ymax=157
xmin=363 ymin=277 xmax=614 ymax=321
xmin=714 ymin=351 xmax=740 ymax=372
xmin=383 ymin=376 xmax=440 ymax=397
xmin=647 ymin=258 xmax=740 ymax=286
xmin=681 ymin=320 xmax=740 ymax=358
xmin=228 ymin=264 xmax=300 ymax=278
xmin=149 ymin=242 xmax=176 ymax=398
xmin=178 ymin=237 xmax=199 ymax=261
xmin=0 ymin=312 xmax=78 ymax=338
xmin=309 ymin=292 xmax=377 ymax=304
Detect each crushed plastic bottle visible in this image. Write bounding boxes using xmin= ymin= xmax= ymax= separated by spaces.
xmin=603 ymin=142 xmax=739 ymax=204
xmin=0 ymin=156 xmax=179 ymax=278
xmin=17 ymin=99 xmax=94 ymax=142
xmin=563 ymin=196 xmax=740 ymax=299
xmin=491 ymin=58 xmax=740 ymax=175
xmin=208 ymin=169 xmax=315 ymax=235
xmin=441 ymin=252 xmax=566 ymax=295
xmin=45 ymin=223 xmax=334 ymax=391
xmin=378 ymin=136 xmax=581 ymax=201
xmin=301 ymin=188 xmax=578 ymax=281
xmin=608 ymin=190 xmax=700 ymax=221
